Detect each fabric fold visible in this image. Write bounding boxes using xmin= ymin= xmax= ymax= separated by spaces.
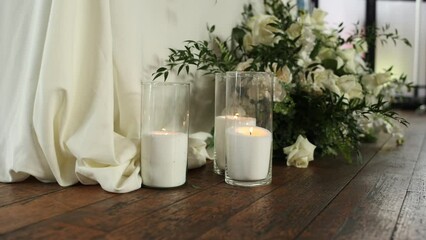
xmin=32 ymin=0 xmax=141 ymax=192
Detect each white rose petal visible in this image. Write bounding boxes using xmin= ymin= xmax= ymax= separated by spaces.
xmin=284 ymin=135 xmax=316 ymax=168
xmin=188 ymin=132 xmax=212 ymax=169
xmin=246 ymin=14 xmax=281 ymax=48
xmin=235 ymin=58 xmax=254 ymax=71
xmin=287 ymin=23 xmax=302 ymax=40
xmin=243 ymin=33 xmax=254 ymax=52
xmin=311 ymin=9 xmax=328 ymax=29
xmin=311 ymin=69 xmax=341 ymax=96
xmin=337 ymin=75 xmax=363 ymax=99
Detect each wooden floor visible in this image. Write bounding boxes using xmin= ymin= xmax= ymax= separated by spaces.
xmin=1 ymin=111 xmax=425 ymax=239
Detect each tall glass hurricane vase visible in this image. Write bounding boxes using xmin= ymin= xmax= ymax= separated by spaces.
xmin=141 ymin=82 xmax=190 ymax=188
xmin=224 ymin=72 xmax=273 ymax=187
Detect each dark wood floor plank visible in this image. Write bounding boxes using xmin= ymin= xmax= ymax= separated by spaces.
xmin=1 ymin=222 xmax=105 ymax=240
xmin=101 ymin=161 xmax=297 ymax=239
xmin=102 ymin=135 xmax=389 ymax=239
xmin=196 ymin=136 xmax=390 ymax=239
xmin=0 ymin=178 xmax=63 ymax=207
xmin=391 ymin=192 xmax=426 ymax=240
xmin=0 ymin=163 xmax=225 ymax=238
xmin=392 ymin=129 xmax=426 ymax=240
xmin=105 ymin=184 xmax=279 ymax=239
xmin=0 ymin=184 xmax=114 ymax=234
xmin=297 ymin=123 xmax=426 ymax=240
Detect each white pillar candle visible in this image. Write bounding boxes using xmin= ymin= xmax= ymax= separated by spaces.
xmin=226 ymin=126 xmax=272 ymax=181
xmin=141 ymin=131 xmax=188 ymax=188
xmin=214 ymin=115 xmax=256 ymax=171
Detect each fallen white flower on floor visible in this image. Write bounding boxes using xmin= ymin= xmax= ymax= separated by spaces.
xmin=283 ymin=135 xmax=316 ymax=168
xmin=188 ymin=132 xmax=212 ymax=169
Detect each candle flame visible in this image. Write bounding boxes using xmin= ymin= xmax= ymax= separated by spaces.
xmin=161 ymin=128 xmax=166 ymax=131
xmin=249 ymin=127 xmax=253 ymax=136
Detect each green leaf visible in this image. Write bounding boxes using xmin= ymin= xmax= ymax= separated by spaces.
xmin=178 ymin=65 xmax=185 ymax=75
xmin=321 ymin=59 xmax=338 ymax=70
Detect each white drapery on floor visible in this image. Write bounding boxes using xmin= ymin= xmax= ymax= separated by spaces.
xmin=0 ymin=0 xmax=254 ymax=192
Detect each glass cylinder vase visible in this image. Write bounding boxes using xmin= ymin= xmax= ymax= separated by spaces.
xmin=214 ymin=73 xmax=257 ymax=175
xmin=224 ymin=72 xmax=273 ymax=187
xmin=140 ymin=82 xmax=190 ymax=188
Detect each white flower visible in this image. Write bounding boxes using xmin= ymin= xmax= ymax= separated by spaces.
xmin=188 ymin=132 xmax=212 ymax=169
xmin=286 ymin=23 xmax=302 ymax=40
xmin=317 ymin=47 xmax=344 ymax=69
xmin=311 ymin=9 xmax=328 ymax=29
xmin=310 ymin=69 xmax=341 ymax=96
xmin=235 ymin=58 xmax=254 ymax=71
xmin=337 ymin=75 xmax=363 ymax=99
xmin=244 ymin=14 xmax=281 ymax=51
xmin=297 ymin=27 xmax=316 ymax=66
xmin=362 ymin=72 xmax=392 ymax=96
xmin=337 ymin=48 xmax=357 ymax=73
xmin=267 ymin=63 xmax=292 ymax=84
xmin=284 ymin=135 xmax=316 ymax=168
xmin=243 ymin=34 xmax=254 ymax=51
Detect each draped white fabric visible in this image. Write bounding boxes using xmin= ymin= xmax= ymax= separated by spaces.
xmin=0 ymin=0 xmax=256 ymax=192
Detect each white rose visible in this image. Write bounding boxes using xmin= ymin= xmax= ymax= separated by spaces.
xmin=298 ymin=28 xmax=316 ymax=66
xmin=247 ymin=14 xmax=281 ymax=47
xmin=188 ymin=132 xmax=212 ymax=169
xmin=267 ymin=63 xmax=292 ymax=84
xmin=317 ymin=48 xmax=344 ymax=69
xmin=317 ymin=47 xmax=335 ymax=60
xmin=243 ymin=33 xmax=254 ymax=52
xmin=235 ymin=58 xmax=254 ymax=71
xmin=375 ymin=72 xmax=392 ymax=85
xmin=337 ymin=49 xmax=357 ymax=73
xmin=284 ymin=135 xmax=316 ymax=168
xmin=337 ymin=75 xmax=363 ymax=99
xmin=286 ymin=23 xmax=302 ymax=40
xmin=310 ymin=69 xmax=341 ymax=96
xmin=362 ymin=72 xmax=392 ymax=96
xmin=311 ymin=9 xmax=328 ymax=29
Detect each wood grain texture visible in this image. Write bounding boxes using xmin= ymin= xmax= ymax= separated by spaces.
xmin=298 ymin=120 xmax=426 ymax=240
xmin=198 ymin=136 xmax=390 ymax=239
xmin=0 ymin=178 xmax=63 ymax=207
xmin=0 ymin=185 xmax=113 ymax=234
xmin=392 ymin=128 xmax=426 ymax=240
xmin=0 ymin=162 xmax=225 ymax=239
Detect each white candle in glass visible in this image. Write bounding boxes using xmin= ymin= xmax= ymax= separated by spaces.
xmin=214 ymin=115 xmax=256 ymax=171
xmin=141 ymin=131 xmax=188 ymax=188
xmin=226 ymin=126 xmax=272 ymax=181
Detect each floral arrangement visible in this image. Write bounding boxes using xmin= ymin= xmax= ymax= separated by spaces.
xmin=153 ymin=0 xmax=411 ymax=167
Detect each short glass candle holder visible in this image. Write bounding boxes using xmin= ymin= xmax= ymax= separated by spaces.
xmin=140 ymin=81 xmax=190 ymax=188
xmin=224 ymin=72 xmax=273 ymax=187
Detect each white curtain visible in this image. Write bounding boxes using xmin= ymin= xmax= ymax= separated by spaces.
xmin=0 ymin=0 xmax=256 ymax=193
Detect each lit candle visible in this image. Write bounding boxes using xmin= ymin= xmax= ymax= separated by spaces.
xmin=141 ymin=130 xmax=188 ymax=188
xmin=214 ymin=115 xmax=256 ymax=171
xmin=226 ymin=126 xmax=272 ymax=181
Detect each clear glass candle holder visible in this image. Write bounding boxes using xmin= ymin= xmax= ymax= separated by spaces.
xmin=224 ymin=72 xmax=273 ymax=187
xmin=140 ymin=81 xmax=190 ymax=188
xmin=214 ymin=73 xmax=257 ymax=175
